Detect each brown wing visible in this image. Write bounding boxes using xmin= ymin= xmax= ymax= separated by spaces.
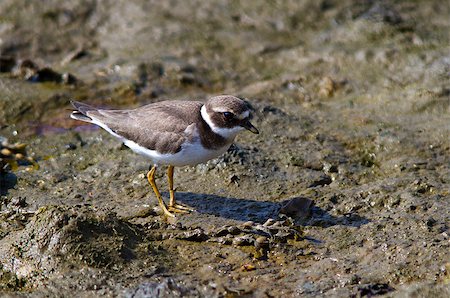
xmin=86 ymin=101 xmax=203 ymax=154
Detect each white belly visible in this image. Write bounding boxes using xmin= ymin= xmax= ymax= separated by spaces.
xmin=125 ymin=138 xmax=230 ymax=166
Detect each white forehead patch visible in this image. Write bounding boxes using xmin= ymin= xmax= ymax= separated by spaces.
xmin=236 ymin=110 xmax=249 ymax=120
xmin=201 ymin=106 xmax=244 ymax=139
xmin=212 ymin=107 xmax=229 ymax=113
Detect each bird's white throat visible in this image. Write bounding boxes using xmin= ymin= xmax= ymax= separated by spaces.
xmin=200 ymin=105 xmax=244 ymax=139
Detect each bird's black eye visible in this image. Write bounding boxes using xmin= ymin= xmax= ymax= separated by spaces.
xmin=223 ymin=112 xmax=234 ymax=120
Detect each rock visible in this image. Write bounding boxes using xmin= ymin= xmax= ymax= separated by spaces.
xmin=309 ymin=174 xmax=332 ymax=187
xmin=214 ymin=226 xmax=231 ymax=237
xmin=216 ymin=236 xmax=233 ymax=245
xmin=65 ymin=143 xmax=77 ymax=151
xmin=62 ymin=72 xmax=78 ymax=85
xmin=13 ymin=59 xmax=39 ymax=79
xmin=10 ymin=196 xmax=27 ymax=208
xmin=241 ymin=221 xmax=254 ymax=229
xmin=177 ymin=229 xmax=208 ymax=242
xmin=241 ymin=264 xmax=256 ymax=271
xmin=232 ymin=235 xmax=254 ymax=246
xmin=318 ymin=76 xmax=336 ymax=98
xmin=227 ymin=226 xmax=241 ymax=235
xmin=124 ymin=279 xmax=189 ymax=298
xmin=27 ymin=67 xmax=62 ymax=83
xmin=263 ymin=218 xmax=275 ymax=227
xmin=254 ymin=236 xmax=269 ymax=249
xmin=355 ymin=283 xmax=394 ymax=297
xmin=228 ymin=174 xmax=240 ymax=185
xmin=279 ymin=197 xmax=313 ymax=218
xmin=13 ymin=60 xmax=78 ymax=84
xmin=0 ymin=137 xmax=38 ymax=173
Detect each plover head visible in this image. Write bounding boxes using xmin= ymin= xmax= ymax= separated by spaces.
xmin=201 ymin=95 xmax=259 ymax=139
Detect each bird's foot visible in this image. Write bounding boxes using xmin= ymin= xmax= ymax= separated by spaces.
xmin=161 ymin=207 xmax=176 ymax=218
xmin=168 ymin=203 xmax=194 ymax=213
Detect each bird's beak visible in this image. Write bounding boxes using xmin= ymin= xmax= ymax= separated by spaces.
xmin=241 ymin=120 xmax=259 ymax=134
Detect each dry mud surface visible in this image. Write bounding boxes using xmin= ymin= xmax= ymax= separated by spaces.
xmin=0 ymin=1 xmax=449 ymax=297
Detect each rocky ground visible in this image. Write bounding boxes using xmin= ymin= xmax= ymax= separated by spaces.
xmin=0 ymin=0 xmax=449 ymax=297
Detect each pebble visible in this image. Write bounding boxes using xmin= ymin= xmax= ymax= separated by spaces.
xmin=241 ymin=264 xmax=256 ymax=271
xmin=279 ymin=197 xmax=313 ymax=218
xmin=217 ymin=236 xmax=233 ymax=245
xmin=178 ymin=229 xmax=208 ymax=242
xmin=214 ymin=226 xmax=230 ymax=237
xmin=10 ymin=196 xmax=28 ymax=208
xmin=263 ymin=218 xmax=275 ymax=227
xmin=318 ymin=76 xmax=336 ymax=98
xmin=232 ymin=235 xmax=254 ymax=246
xmin=227 ymin=226 xmax=241 ymax=235
xmin=65 ymin=143 xmax=77 ymax=151
xmin=241 ymin=221 xmax=254 ymax=229
xmin=254 ymin=236 xmax=269 ymax=249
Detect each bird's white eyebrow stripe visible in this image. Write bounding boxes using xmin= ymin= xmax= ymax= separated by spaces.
xmin=211 ymin=108 xmax=250 ymax=120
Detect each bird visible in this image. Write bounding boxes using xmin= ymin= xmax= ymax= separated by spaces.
xmin=70 ymin=95 xmax=259 ymax=217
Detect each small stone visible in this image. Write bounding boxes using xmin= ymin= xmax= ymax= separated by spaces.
xmin=323 ymin=162 xmax=338 ymax=173
xmin=263 ymin=218 xmax=275 ymax=227
xmin=217 ymin=236 xmax=233 ymax=245
xmin=177 ymin=229 xmax=208 ymax=242
xmin=228 ymin=174 xmax=240 ymax=185
xmin=271 ymin=221 xmax=283 ymax=228
xmin=318 ymin=76 xmax=336 ymax=98
xmin=425 ymin=217 xmax=436 ymax=227
xmin=214 ymin=226 xmax=231 ymax=237
xmin=254 ymin=236 xmax=269 ymax=249
xmin=62 ymin=72 xmax=78 ymax=85
xmin=232 ymin=235 xmax=254 ymax=246
xmin=279 ymin=197 xmax=313 ymax=218
xmin=241 ymin=221 xmax=254 ymax=229
xmin=65 ymin=143 xmax=77 ymax=150
xmin=11 ymin=196 xmax=27 ymax=208
xmin=241 ymin=264 xmax=256 ymax=271
xmin=350 ymin=274 xmax=361 ymax=285
xmin=227 ymin=226 xmax=241 ymax=235
xmin=28 ymin=67 xmax=63 ymax=83
xmin=356 ymin=283 xmax=394 ymax=297
xmin=14 ymin=59 xmax=39 ymax=79
xmin=309 ymin=175 xmax=332 ymax=187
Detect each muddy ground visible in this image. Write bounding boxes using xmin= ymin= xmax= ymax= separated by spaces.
xmin=0 ymin=0 xmax=449 ymax=297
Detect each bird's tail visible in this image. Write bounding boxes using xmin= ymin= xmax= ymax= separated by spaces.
xmin=70 ymin=100 xmax=97 ymax=123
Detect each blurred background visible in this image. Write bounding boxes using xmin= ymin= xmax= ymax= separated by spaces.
xmin=0 ymin=0 xmax=449 ymax=296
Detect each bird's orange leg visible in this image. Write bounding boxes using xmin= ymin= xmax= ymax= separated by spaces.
xmin=167 ymin=165 xmax=194 ymax=213
xmin=147 ymin=165 xmax=174 ymax=218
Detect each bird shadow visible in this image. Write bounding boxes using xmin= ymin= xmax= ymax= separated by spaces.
xmin=173 ymin=192 xmax=370 ymax=228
